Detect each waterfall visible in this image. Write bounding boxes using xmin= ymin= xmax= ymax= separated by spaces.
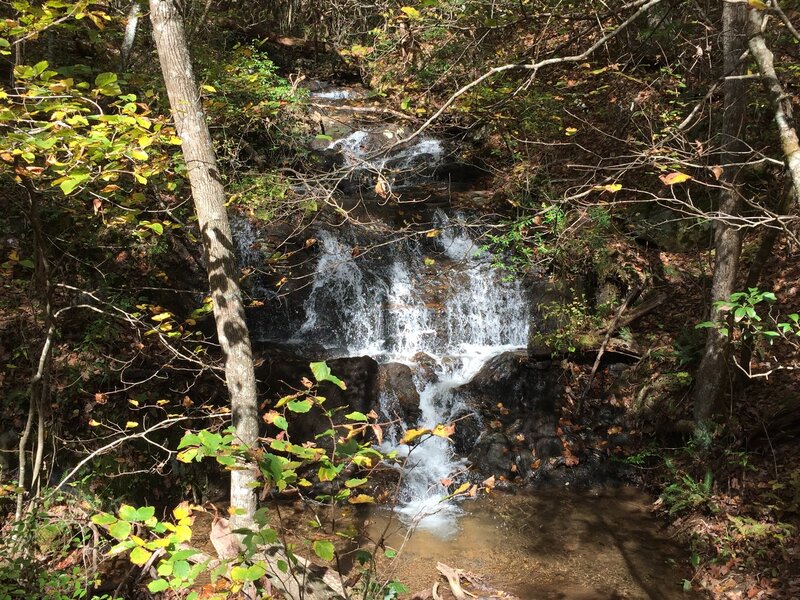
xmin=233 ymin=127 xmax=530 ymax=536
xmin=295 ymin=219 xmax=529 ymax=536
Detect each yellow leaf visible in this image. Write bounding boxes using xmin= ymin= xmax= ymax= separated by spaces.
xmin=401 ymin=428 xmax=430 ymax=444
xmin=88 ymin=419 xmax=101 ymax=427
xmin=125 ymin=421 xmax=139 ymax=429
xmin=174 ymin=524 xmax=192 ymax=542
xmin=565 ymin=127 xmax=578 ymax=136
xmin=172 ymin=503 xmax=191 ymax=521
xmin=150 ymin=312 xmax=172 ymax=322
xmin=659 ymin=171 xmax=693 ymax=185
xmin=748 ymin=0 xmax=769 ymax=9
xmin=348 ymin=494 xmax=375 ymax=504
xmin=594 ymin=183 xmax=622 ymax=193
xmin=432 ymin=423 xmax=455 ymax=438
xmin=400 ymin=6 xmax=421 ymax=19
xmin=128 ymin=398 xmax=139 ymax=407
xmin=156 ymin=399 xmax=170 ymax=406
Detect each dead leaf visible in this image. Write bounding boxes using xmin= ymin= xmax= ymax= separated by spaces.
xmin=659 ymin=171 xmax=693 ymax=185
xmin=710 ymin=165 xmax=724 ymax=180
xmin=375 ymin=175 xmax=391 ymax=198
xmin=370 ymin=424 xmax=383 ymax=445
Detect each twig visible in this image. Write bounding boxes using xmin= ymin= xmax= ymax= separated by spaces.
xmin=577 ymin=287 xmax=641 ymax=414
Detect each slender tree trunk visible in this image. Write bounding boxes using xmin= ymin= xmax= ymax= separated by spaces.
xmin=149 ymin=0 xmax=259 ymax=531
xmin=748 ymin=9 xmax=800 ymax=198
xmin=148 ymin=5 xmax=346 ymax=597
xmin=737 ymin=8 xmax=800 ymax=376
xmin=693 ymin=0 xmax=749 ymax=432
xmin=120 ymin=1 xmax=141 ymax=70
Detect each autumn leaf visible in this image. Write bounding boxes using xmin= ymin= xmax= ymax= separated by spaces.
xmin=594 ymin=183 xmax=622 ymax=193
xmin=375 ymin=175 xmax=391 ymax=198
xmin=348 ymin=494 xmax=375 ymax=504
xmin=431 ymin=423 xmax=455 ymax=438
xmin=401 ymin=428 xmax=429 ymax=444
xmin=659 ymin=171 xmax=692 ymax=185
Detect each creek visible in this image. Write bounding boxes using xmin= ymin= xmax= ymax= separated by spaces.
xmin=236 ymin=83 xmax=696 ymax=597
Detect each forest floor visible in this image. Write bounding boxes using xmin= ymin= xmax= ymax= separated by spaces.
xmin=567 ymin=240 xmax=800 ymax=599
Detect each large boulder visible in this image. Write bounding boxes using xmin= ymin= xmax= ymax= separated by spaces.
xmin=377 ymin=362 xmax=421 ymax=424
xmin=454 ymin=351 xmax=564 ymax=478
xmin=254 ymin=346 xmax=379 ymax=440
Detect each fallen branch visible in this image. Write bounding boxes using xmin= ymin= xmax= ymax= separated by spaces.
xmin=577 ymin=286 xmax=641 ymax=413
xmin=436 ymin=563 xmax=469 ymax=600
xmin=616 ymin=292 xmax=667 ymax=329
xmin=311 ymin=103 xmax=417 ymax=122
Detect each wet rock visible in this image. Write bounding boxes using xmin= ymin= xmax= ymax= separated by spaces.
xmin=452 ymin=351 xmax=568 ymax=481
xmin=410 ymin=352 xmax=439 ymax=386
xmin=451 ymin=409 xmax=482 ymax=455
xmin=254 ymin=347 xmax=379 ymax=440
xmin=378 ymin=362 xmax=421 ymax=423
xmin=469 ymin=432 xmax=513 ymax=478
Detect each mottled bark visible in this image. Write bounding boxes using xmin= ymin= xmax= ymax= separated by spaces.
xmin=747 ymin=9 xmax=800 ymax=199
xmin=149 ymin=4 xmax=345 ymax=597
xmin=693 ymin=0 xmax=749 ymax=430
xmin=120 ymin=2 xmax=141 ymax=70
xmin=149 ymin=0 xmax=259 ymax=530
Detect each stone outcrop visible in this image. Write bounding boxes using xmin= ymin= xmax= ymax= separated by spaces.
xmin=377 ymin=362 xmax=421 ymax=424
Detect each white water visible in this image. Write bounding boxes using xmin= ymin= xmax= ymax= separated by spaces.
xmin=328 ymin=130 xmax=444 ymax=174
xmin=296 ymin=216 xmax=530 ymax=536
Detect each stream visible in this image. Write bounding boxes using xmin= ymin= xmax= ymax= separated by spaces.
xmin=237 ymin=83 xmax=698 ymax=597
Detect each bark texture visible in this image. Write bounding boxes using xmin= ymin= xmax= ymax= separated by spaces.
xmin=748 ymin=9 xmax=800 ymax=198
xmin=693 ymin=0 xmax=749 ymax=429
xmin=149 ymin=5 xmax=346 ymax=597
xmin=149 ymin=0 xmax=259 ymax=530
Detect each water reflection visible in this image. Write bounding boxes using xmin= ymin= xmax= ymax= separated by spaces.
xmin=365 ymin=488 xmax=702 ymax=600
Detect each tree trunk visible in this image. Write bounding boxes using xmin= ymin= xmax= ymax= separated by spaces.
xmin=692 ymin=0 xmax=749 ymax=431
xmin=120 ymin=1 xmax=141 ymax=70
xmin=149 ymin=4 xmax=346 ymax=597
xmin=747 ymin=9 xmax=800 ymax=198
xmin=149 ymin=0 xmax=259 ymax=531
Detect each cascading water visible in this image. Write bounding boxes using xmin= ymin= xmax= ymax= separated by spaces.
xmin=293 ymin=213 xmax=530 ymax=536
xmin=234 ymin=121 xmax=531 ymax=536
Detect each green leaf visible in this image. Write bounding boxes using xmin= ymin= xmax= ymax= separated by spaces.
xmin=137 ymin=506 xmax=155 ymax=521
xmin=146 ymin=222 xmax=164 ymax=235
xmin=129 ymin=546 xmax=152 ymax=566
xmin=309 ymin=361 xmax=346 ymax=389
xmin=230 ymin=565 xmax=247 ymax=582
xmin=148 ymin=579 xmax=169 ymax=593
xmin=108 ymin=520 xmax=132 ymax=540
xmin=172 ymin=560 xmax=191 ymax=579
xmin=91 ymin=512 xmax=117 ymax=526
xmin=312 ymin=540 xmax=335 ymax=561
xmin=344 ymin=477 xmax=368 ymax=488
xmin=384 ymin=548 xmax=398 ymax=559
xmin=95 ymin=72 xmax=118 ymax=88
xmin=244 ymin=563 xmax=267 ymax=581
xmin=287 ymin=399 xmax=312 ymax=413
xmin=59 ymin=173 xmax=89 ymax=196
xmin=345 ymin=411 xmax=367 ymax=422
xmin=129 ymin=148 xmax=149 ymax=161
xmin=273 ymin=416 xmax=288 ymax=431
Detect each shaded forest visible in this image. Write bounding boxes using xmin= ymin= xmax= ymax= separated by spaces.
xmin=1 ymin=0 xmax=800 ymax=598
